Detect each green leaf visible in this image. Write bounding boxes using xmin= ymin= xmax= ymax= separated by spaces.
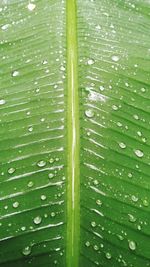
xmin=0 ymin=0 xmax=150 ymax=267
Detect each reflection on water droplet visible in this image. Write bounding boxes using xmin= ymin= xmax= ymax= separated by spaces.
xmin=22 ymin=246 xmax=31 ymax=256
xmin=87 ymin=59 xmax=95 ymax=65
xmin=112 ymin=55 xmax=120 ymax=62
xmin=134 ymin=149 xmax=144 ymax=158
xmin=12 ymin=70 xmax=19 ymax=77
xmin=118 ymin=142 xmax=126 ymax=149
xmin=33 ymin=216 xmax=42 ymax=225
xmin=37 ymin=160 xmax=46 ymax=167
xmin=128 ymin=214 xmax=136 ymax=223
xmin=27 ymin=3 xmax=36 ymax=11
xmin=0 ymin=99 xmax=6 ymax=105
xmin=106 ymin=252 xmax=112 ymax=259
xmin=129 ymin=240 xmax=136 ymax=250
xmin=13 ymin=202 xmax=19 ymax=208
xmin=94 ymin=245 xmax=99 ymax=251
xmin=85 ymin=109 xmax=94 ymax=118
xmin=131 ymin=195 xmax=138 ymax=202
xmin=8 ymin=167 xmax=16 ymax=174
xmin=143 ymin=199 xmax=149 ymax=207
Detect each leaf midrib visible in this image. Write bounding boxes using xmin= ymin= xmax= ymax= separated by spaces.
xmin=66 ymin=0 xmax=80 ymax=267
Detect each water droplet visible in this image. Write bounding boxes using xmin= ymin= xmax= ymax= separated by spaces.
xmin=96 ymin=199 xmax=102 ymax=206
xmin=41 ymin=195 xmax=46 ymax=201
xmin=133 ymin=114 xmax=139 ymax=120
xmin=21 ymin=226 xmax=26 ymax=231
xmin=49 ymin=158 xmax=54 ymax=164
xmin=128 ymin=240 xmax=136 ymax=251
xmin=112 ymin=105 xmax=118 ymax=111
xmin=131 ymin=195 xmax=138 ymax=202
xmin=37 ymin=160 xmax=46 ymax=168
xmin=134 ymin=149 xmax=144 ymax=158
xmin=28 ymin=181 xmax=34 ymax=188
xmin=27 ymin=3 xmax=36 ymax=11
xmin=28 ymin=126 xmax=33 ymax=132
xmin=33 ymin=216 xmax=42 ymax=225
xmin=99 ymin=85 xmax=105 ymax=91
xmin=128 ymin=214 xmax=136 ymax=223
xmin=106 ymin=252 xmax=112 ymax=259
xmin=94 ymin=245 xmax=99 ymax=251
xmin=22 ymin=246 xmax=31 ymax=256
xmin=141 ymin=87 xmax=146 ymax=93
xmin=128 ymin=173 xmax=132 ymax=178
xmin=12 ymin=70 xmax=19 ymax=77
xmin=51 ymin=212 xmax=56 ymax=217
xmin=0 ymin=99 xmax=6 ymax=105
xmin=1 ymin=24 xmax=9 ymax=30
xmin=137 ymin=131 xmax=142 ymax=137
xmin=48 ymin=173 xmax=54 ymax=179
xmin=143 ymin=199 xmax=149 ymax=207
xmin=8 ymin=167 xmax=15 ymax=174
xmin=119 ymin=142 xmax=126 ymax=149
xmin=85 ymin=109 xmax=94 ymax=118
xmin=91 ymin=221 xmax=96 ymax=227
xmin=42 ymin=60 xmax=48 ymax=65
xmin=13 ymin=202 xmax=19 ymax=208
xmin=85 ymin=241 xmax=90 ymax=247
xmin=112 ymin=55 xmax=120 ymax=62
xmin=87 ymin=59 xmax=95 ymax=65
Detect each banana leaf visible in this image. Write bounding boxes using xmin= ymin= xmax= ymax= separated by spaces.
xmin=0 ymin=0 xmax=150 ymax=266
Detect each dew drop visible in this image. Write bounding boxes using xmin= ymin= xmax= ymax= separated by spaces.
xmin=143 ymin=199 xmax=149 ymax=207
xmin=112 ymin=105 xmax=118 ymax=111
xmin=8 ymin=167 xmax=16 ymax=174
xmin=111 ymin=55 xmax=120 ymax=62
xmin=33 ymin=216 xmax=42 ymax=225
xmin=94 ymin=245 xmax=99 ymax=251
xmin=131 ymin=195 xmax=138 ymax=202
xmin=28 ymin=181 xmax=34 ymax=188
xmin=1 ymin=24 xmax=9 ymax=30
xmin=27 ymin=3 xmax=36 ymax=11
xmin=91 ymin=221 xmax=96 ymax=227
xmin=85 ymin=241 xmax=90 ymax=247
xmin=96 ymin=199 xmax=102 ymax=206
xmin=13 ymin=202 xmax=19 ymax=208
xmin=12 ymin=70 xmax=19 ymax=77
xmin=87 ymin=59 xmax=95 ymax=65
xmin=49 ymin=158 xmax=54 ymax=164
xmin=48 ymin=173 xmax=54 ymax=179
xmin=28 ymin=126 xmax=33 ymax=132
xmin=37 ymin=160 xmax=46 ymax=168
xmin=51 ymin=212 xmax=56 ymax=217
xmin=22 ymin=246 xmax=31 ymax=256
xmin=106 ymin=252 xmax=112 ymax=259
xmin=128 ymin=214 xmax=136 ymax=223
xmin=118 ymin=142 xmax=126 ymax=149
xmin=0 ymin=99 xmax=6 ymax=105
xmin=42 ymin=60 xmax=48 ymax=65
xmin=41 ymin=195 xmax=46 ymax=201
xmin=99 ymin=85 xmax=105 ymax=91
xmin=134 ymin=149 xmax=144 ymax=158
xmin=85 ymin=109 xmax=94 ymax=118
xmin=128 ymin=240 xmax=136 ymax=251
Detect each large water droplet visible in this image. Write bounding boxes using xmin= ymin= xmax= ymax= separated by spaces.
xmin=37 ymin=160 xmax=46 ymax=167
xmin=33 ymin=216 xmax=42 ymax=225
xmin=134 ymin=149 xmax=144 ymax=158
xmin=128 ymin=240 xmax=136 ymax=250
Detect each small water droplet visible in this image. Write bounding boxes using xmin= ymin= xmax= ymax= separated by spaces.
xmin=106 ymin=252 xmax=112 ymax=259
xmin=41 ymin=195 xmax=46 ymax=201
xmin=99 ymin=85 xmax=105 ymax=91
xmin=1 ymin=24 xmax=9 ymax=30
xmin=27 ymin=3 xmax=36 ymax=11
xmin=128 ymin=173 xmax=132 ymax=178
xmin=134 ymin=149 xmax=144 ymax=158
xmin=48 ymin=173 xmax=54 ymax=179
xmin=49 ymin=158 xmax=54 ymax=164
xmin=28 ymin=181 xmax=34 ymax=188
xmin=96 ymin=199 xmax=102 ymax=206
xmin=94 ymin=245 xmax=99 ymax=251
xmin=8 ymin=167 xmax=16 ymax=174
xmin=0 ymin=99 xmax=6 ymax=105
xmin=12 ymin=70 xmax=19 ymax=77
xmin=143 ymin=199 xmax=149 ymax=207
xmin=13 ymin=202 xmax=19 ymax=208
xmin=131 ymin=195 xmax=138 ymax=202
xmin=21 ymin=226 xmax=26 ymax=231
xmin=128 ymin=214 xmax=136 ymax=223
xmin=42 ymin=60 xmax=48 ymax=65
xmin=51 ymin=212 xmax=56 ymax=217
xmin=91 ymin=221 xmax=96 ymax=227
xmin=37 ymin=160 xmax=46 ymax=168
xmin=85 ymin=241 xmax=90 ymax=247
xmin=22 ymin=246 xmax=31 ymax=256
xmin=112 ymin=55 xmax=120 ymax=62
xmin=112 ymin=105 xmax=118 ymax=111
xmin=28 ymin=126 xmax=33 ymax=132
xmin=85 ymin=109 xmax=94 ymax=118
xmin=87 ymin=59 xmax=95 ymax=65
xmin=133 ymin=114 xmax=139 ymax=120
xmin=33 ymin=216 xmax=42 ymax=225
xmin=128 ymin=240 xmax=136 ymax=251
xmin=118 ymin=142 xmax=126 ymax=149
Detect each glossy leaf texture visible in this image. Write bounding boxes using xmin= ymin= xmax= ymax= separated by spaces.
xmin=0 ymin=0 xmax=150 ymax=267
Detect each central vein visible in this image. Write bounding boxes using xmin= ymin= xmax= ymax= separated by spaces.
xmin=66 ymin=0 xmax=80 ymax=267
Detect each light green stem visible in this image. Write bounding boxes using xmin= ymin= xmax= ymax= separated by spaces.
xmin=66 ymin=0 xmax=80 ymax=267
